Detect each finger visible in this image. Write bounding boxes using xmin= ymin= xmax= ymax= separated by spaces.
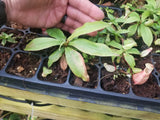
xmin=67 ymin=6 xmax=95 ymax=24
xmin=69 ymin=0 xmax=104 ymax=20
xmin=57 ymin=23 xmax=97 ymax=36
xmin=61 ymin=25 xmax=74 ymax=34
xmin=65 ymin=17 xmax=83 ymax=29
xmin=55 ymin=23 xmax=64 ymax=28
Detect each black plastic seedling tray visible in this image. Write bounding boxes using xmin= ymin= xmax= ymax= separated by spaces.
xmin=0 ymin=5 xmax=160 ymax=114
xmin=0 ymin=25 xmax=160 ymax=114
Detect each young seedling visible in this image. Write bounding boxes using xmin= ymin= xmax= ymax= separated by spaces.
xmin=0 ymin=32 xmax=17 ymax=46
xmin=122 ymin=0 xmax=160 ymax=47
xmin=132 ymin=63 xmax=154 ymax=85
xmin=108 ymin=38 xmax=141 ymax=73
xmin=25 ymin=21 xmax=117 ymax=82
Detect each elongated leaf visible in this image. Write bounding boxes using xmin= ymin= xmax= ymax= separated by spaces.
xmin=146 ymin=0 xmax=156 ymax=8
xmin=141 ymin=11 xmax=150 ymax=22
xmin=65 ymin=47 xmax=89 ymax=82
xmin=127 ymin=48 xmax=140 ymax=55
xmin=137 ymin=26 xmax=141 ymax=37
xmin=48 ymin=47 xmax=65 ymax=67
xmin=128 ymin=24 xmax=138 ymax=37
xmin=124 ymin=53 xmax=135 ymax=68
xmin=140 ymin=24 xmax=153 ymax=46
xmin=125 ymin=12 xmax=140 ymax=24
xmin=69 ymin=39 xmax=117 ymax=56
xmin=107 ymin=13 xmax=115 ymax=20
xmin=46 ymin=28 xmax=66 ymax=42
xmin=106 ymin=25 xmax=116 ymax=33
xmin=118 ymin=29 xmax=129 ymax=34
xmin=60 ymin=54 xmax=68 ymax=71
xmin=68 ymin=21 xmax=109 ymax=41
xmin=122 ymin=38 xmax=137 ymax=50
xmin=25 ymin=37 xmax=62 ymax=51
xmin=108 ymin=40 xmax=122 ymax=49
xmin=132 ymin=67 xmax=142 ymax=73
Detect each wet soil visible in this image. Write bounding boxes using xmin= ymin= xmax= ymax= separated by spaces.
xmin=0 ymin=48 xmax=11 ymax=70
xmin=101 ymin=69 xmax=130 ymax=94
xmin=38 ymin=60 xmax=68 ymax=84
xmin=132 ymin=55 xmax=160 ymax=99
xmin=132 ymin=75 xmax=160 ymax=99
xmin=70 ymin=65 xmax=99 ymax=88
xmin=0 ymin=28 xmax=24 ymax=48
xmin=6 ymin=52 xmax=41 ymax=78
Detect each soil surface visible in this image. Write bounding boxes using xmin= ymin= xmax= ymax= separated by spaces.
xmin=133 ymin=55 xmax=160 ymax=98
xmin=101 ymin=69 xmax=130 ymax=94
xmin=152 ymin=55 xmax=160 ymax=73
xmin=19 ymin=33 xmax=38 ymax=50
xmin=0 ymin=28 xmax=24 ymax=48
xmin=6 ymin=52 xmax=41 ymax=78
xmin=38 ymin=61 xmax=68 ymax=84
xmin=70 ymin=65 xmax=99 ymax=88
xmin=0 ymin=48 xmax=11 ymax=70
xmin=132 ymin=75 xmax=160 ymax=99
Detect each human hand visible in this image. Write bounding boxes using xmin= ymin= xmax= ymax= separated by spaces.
xmin=3 ymin=0 xmax=104 ymax=33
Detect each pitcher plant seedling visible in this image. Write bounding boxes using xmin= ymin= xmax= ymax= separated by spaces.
xmin=0 ymin=32 xmax=17 ymax=46
xmin=25 ymin=21 xmax=117 ymax=82
xmin=132 ymin=63 xmax=154 ymax=85
xmin=122 ymin=0 xmax=160 ymax=47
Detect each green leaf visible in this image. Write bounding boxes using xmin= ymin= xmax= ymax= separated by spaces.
xmin=122 ymin=38 xmax=137 ymax=50
xmin=108 ymin=40 xmax=122 ymax=49
xmin=124 ymin=53 xmax=135 ymax=68
xmin=118 ymin=29 xmax=129 ymax=34
xmin=106 ymin=25 xmax=116 ymax=33
xmin=154 ymin=38 xmax=160 ymax=45
xmin=24 ymin=37 xmax=62 ymax=51
xmin=107 ymin=12 xmax=115 ymax=20
xmin=69 ymin=39 xmax=117 ymax=56
xmin=127 ymin=48 xmax=140 ymax=55
xmin=146 ymin=0 xmax=156 ymax=8
xmin=156 ymin=0 xmax=160 ymax=8
xmin=68 ymin=21 xmax=109 ymax=41
xmin=65 ymin=47 xmax=89 ymax=82
xmin=115 ymin=17 xmax=126 ymax=23
xmin=46 ymin=28 xmax=66 ymax=42
xmin=139 ymin=24 xmax=153 ymax=46
xmin=137 ymin=26 xmax=141 ymax=37
xmin=42 ymin=67 xmax=52 ymax=77
xmin=156 ymin=50 xmax=160 ymax=53
xmin=48 ymin=47 xmax=65 ymax=67
xmin=125 ymin=12 xmax=140 ymax=24
xmin=141 ymin=11 xmax=151 ymax=22
xmin=128 ymin=24 xmax=138 ymax=37
xmin=132 ymin=67 xmax=142 ymax=73
xmin=1 ymin=39 xmax=6 ymax=46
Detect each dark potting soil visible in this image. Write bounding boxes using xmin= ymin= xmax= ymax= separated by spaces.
xmin=6 ymin=52 xmax=41 ymax=78
xmin=135 ymin=55 xmax=152 ymax=69
xmin=132 ymin=75 xmax=160 ymax=99
xmin=101 ymin=69 xmax=130 ymax=94
xmin=0 ymin=28 xmax=24 ymax=48
xmin=0 ymin=48 xmax=11 ymax=70
xmin=38 ymin=61 xmax=68 ymax=84
xmin=133 ymin=55 xmax=160 ymax=98
xmin=19 ymin=33 xmax=38 ymax=50
xmin=70 ymin=65 xmax=99 ymax=88
xmin=152 ymin=55 xmax=160 ymax=73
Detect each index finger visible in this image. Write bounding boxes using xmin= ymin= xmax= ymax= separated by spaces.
xmin=68 ymin=0 xmax=104 ymax=20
